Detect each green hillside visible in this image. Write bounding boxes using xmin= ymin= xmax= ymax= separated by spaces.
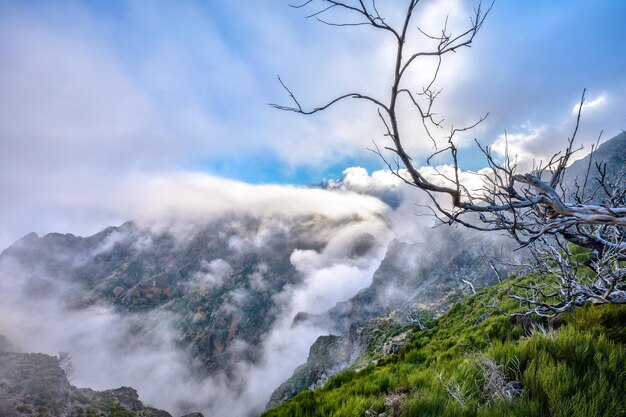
xmin=263 ymin=278 xmax=626 ymax=417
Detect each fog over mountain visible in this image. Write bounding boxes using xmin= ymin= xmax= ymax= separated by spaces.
xmin=0 ymin=1 xmax=624 ymax=415
xmin=0 ymin=168 xmax=457 ymax=416
xmin=3 ymin=125 xmax=623 ymax=416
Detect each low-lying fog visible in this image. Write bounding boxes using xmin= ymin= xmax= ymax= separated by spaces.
xmin=0 ymin=168 xmax=501 ymax=416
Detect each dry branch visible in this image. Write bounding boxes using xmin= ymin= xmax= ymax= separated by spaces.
xmin=273 ymin=0 xmax=626 ymax=313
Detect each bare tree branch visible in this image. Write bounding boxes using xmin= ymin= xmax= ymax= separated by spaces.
xmin=273 ymin=0 xmax=626 ymax=313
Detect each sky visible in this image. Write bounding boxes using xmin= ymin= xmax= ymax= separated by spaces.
xmin=1 ymin=0 xmax=625 ymax=248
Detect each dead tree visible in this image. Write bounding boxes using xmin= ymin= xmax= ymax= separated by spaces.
xmin=399 ymin=301 xmax=428 ymax=330
xmin=272 ymin=0 xmax=626 ymax=314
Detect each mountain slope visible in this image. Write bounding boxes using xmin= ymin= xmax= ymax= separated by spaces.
xmin=563 ymin=131 xmax=626 ymax=196
xmin=263 ymin=278 xmax=626 ymax=417
xmin=268 ymin=228 xmax=511 ymax=407
xmin=264 ymin=135 xmax=626 ymax=416
xmin=0 ymin=215 xmax=375 ymax=375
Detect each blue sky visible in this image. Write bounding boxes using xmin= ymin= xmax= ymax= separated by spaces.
xmin=1 ymin=0 xmax=625 ymax=245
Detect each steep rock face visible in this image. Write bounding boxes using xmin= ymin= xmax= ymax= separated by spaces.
xmin=0 ymin=352 xmax=71 ymax=417
xmin=267 ymin=335 xmax=352 ymax=408
xmin=268 ymin=311 xmax=414 ymax=409
xmin=69 ymin=386 xmax=174 ymax=417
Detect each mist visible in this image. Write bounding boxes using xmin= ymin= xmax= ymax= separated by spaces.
xmin=0 ymin=167 xmax=517 ymax=416
xmin=0 ymin=172 xmax=400 ymax=416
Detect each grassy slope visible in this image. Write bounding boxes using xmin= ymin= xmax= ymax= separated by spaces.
xmin=263 ymin=279 xmax=626 ymax=417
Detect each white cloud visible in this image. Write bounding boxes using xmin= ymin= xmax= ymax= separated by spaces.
xmin=0 ymin=169 xmax=390 ymax=250
xmin=0 ymin=170 xmax=395 ymax=416
xmin=2 ymin=0 xmax=624 ymax=251
xmin=333 ymin=167 xmax=403 ymax=193
xmin=491 ymin=124 xmax=548 ymax=165
xmin=192 ymin=259 xmax=233 ymax=290
xmin=490 ymin=86 xmax=625 ymax=169
xmin=118 ymin=172 xmax=389 ymax=234
xmin=572 ymin=93 xmax=607 ymax=115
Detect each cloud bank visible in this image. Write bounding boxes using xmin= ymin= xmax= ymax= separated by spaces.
xmin=0 ymin=171 xmax=400 ymax=416
xmin=2 ymin=0 xmax=625 ymax=249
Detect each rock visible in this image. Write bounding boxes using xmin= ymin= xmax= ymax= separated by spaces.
xmin=387 ymin=343 xmax=404 ymax=355
xmin=0 ymin=351 xmax=173 ymax=417
xmin=268 ymin=312 xmax=413 ymax=409
xmin=548 ymin=314 xmax=566 ymax=330
xmin=267 ymin=335 xmax=352 ymax=409
xmin=69 ymin=385 xmax=173 ymax=417
xmin=291 ymin=311 xmax=311 ymax=328
xmin=509 ymin=315 xmax=535 ymax=335
xmin=99 ymin=387 xmax=143 ymax=411
xmin=0 ymin=352 xmax=71 ymax=417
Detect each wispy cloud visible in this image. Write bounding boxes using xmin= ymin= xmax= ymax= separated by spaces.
xmin=1 ymin=0 xmax=625 ymax=250
xmin=572 ymin=93 xmax=607 ymax=115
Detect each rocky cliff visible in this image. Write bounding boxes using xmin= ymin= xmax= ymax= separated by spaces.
xmin=0 ymin=340 xmax=191 ymax=417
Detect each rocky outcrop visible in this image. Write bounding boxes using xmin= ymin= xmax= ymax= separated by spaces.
xmin=267 ymin=335 xmax=352 ymax=409
xmin=69 ymin=386 xmax=173 ymax=417
xmin=0 ymin=352 xmax=72 ymax=417
xmin=0 ymin=347 xmax=194 ymax=417
xmin=268 ymin=311 xmax=414 ymax=408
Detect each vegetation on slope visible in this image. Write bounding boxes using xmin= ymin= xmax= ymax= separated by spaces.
xmin=263 ymin=278 xmax=626 ymax=417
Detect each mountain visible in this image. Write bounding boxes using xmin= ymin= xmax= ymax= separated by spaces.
xmin=0 ymin=212 xmax=387 ymax=415
xmin=563 ymin=131 xmax=626 ymax=196
xmin=0 ymin=198 xmax=515 ymax=415
xmin=1 ymin=216 xmax=350 ymax=373
xmin=2 ymin=134 xmax=619 ymax=416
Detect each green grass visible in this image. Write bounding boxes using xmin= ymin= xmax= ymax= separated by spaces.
xmin=263 ymin=280 xmax=626 ymax=417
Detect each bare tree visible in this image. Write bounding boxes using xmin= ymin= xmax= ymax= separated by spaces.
xmin=399 ymin=301 xmax=428 ymax=330
xmin=272 ymin=0 xmax=625 ymax=314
